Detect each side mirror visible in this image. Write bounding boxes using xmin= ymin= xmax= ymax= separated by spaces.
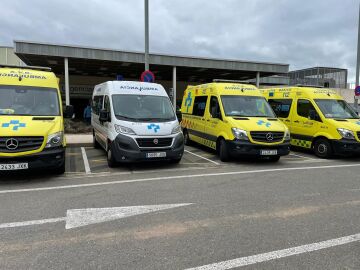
xmin=63 ymin=105 xmax=74 ymax=119
xmin=176 ymin=109 xmax=182 ymax=123
xmin=99 ymin=109 xmax=109 ymax=122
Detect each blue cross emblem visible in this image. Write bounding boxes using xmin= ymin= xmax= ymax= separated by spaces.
xmin=185 ymin=92 xmax=193 ymax=112
xmin=148 ymin=124 xmax=160 ymax=133
xmin=257 ymin=120 xmax=271 ymax=128
xmin=1 ymin=120 xmax=26 ymax=131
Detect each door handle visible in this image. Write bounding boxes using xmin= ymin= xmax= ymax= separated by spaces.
xmin=285 ymin=120 xmax=290 ymax=122
xmin=293 ymin=120 xmax=299 ymax=123
xmin=206 ymin=119 xmax=210 ymax=122
xmin=201 ymin=118 xmax=205 ymax=121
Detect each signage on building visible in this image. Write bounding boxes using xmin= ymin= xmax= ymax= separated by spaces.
xmin=60 ymin=84 xmax=94 ymax=98
xmin=355 ymin=86 xmax=360 ymax=99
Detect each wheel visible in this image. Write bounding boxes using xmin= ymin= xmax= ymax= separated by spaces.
xmin=218 ymin=139 xmax=230 ymax=162
xmin=107 ymin=143 xmax=117 ymax=168
xmin=267 ymin=155 xmax=280 ymax=162
xmin=93 ymin=131 xmax=100 ymax=149
xmin=183 ymin=130 xmax=191 ymax=146
xmin=313 ymin=138 xmax=332 ymax=158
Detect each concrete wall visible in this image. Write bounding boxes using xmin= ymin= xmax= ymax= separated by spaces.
xmin=0 ymin=47 xmax=24 ymax=66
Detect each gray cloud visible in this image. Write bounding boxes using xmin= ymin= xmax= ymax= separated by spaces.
xmin=0 ymin=0 xmax=358 ymax=82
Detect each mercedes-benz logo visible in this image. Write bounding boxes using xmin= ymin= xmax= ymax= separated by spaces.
xmin=153 ymin=139 xmax=159 ymax=145
xmin=266 ymin=133 xmax=274 ymax=141
xmin=5 ymin=138 xmax=19 ymax=150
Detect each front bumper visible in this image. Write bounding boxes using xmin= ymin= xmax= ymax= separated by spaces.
xmin=111 ymin=133 xmax=184 ymax=163
xmin=226 ymin=140 xmax=291 ymax=157
xmin=331 ymin=139 xmax=360 ymax=155
xmin=0 ymin=147 xmax=65 ymax=171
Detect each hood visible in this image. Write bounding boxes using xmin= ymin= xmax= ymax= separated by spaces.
xmin=227 ymin=117 xmax=287 ymax=131
xmin=0 ymin=116 xmax=62 ymax=137
xmin=125 ymin=121 xmax=177 ymax=136
xmin=328 ymin=118 xmax=360 ymax=131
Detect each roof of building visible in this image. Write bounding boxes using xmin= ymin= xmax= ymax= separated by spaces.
xmin=14 ymin=40 xmax=289 ymax=82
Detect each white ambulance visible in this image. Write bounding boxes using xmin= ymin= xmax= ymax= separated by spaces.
xmin=91 ymin=81 xmax=184 ymax=167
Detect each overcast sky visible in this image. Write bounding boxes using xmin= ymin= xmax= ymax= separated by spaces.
xmin=1 ymin=0 xmax=358 ymax=82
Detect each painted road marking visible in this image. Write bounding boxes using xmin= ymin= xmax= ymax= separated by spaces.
xmin=81 ymin=147 xmax=91 ymax=174
xmin=0 ymin=204 xmax=192 ymax=230
xmin=185 ymin=232 xmax=360 ymax=270
xmin=0 ymin=163 xmax=360 ymax=194
xmin=184 ymin=149 xmax=220 ymax=165
xmin=289 ymin=152 xmax=317 ymax=160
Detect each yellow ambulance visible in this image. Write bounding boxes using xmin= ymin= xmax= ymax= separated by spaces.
xmin=180 ymin=81 xmax=290 ymax=161
xmin=0 ymin=65 xmax=73 ymax=174
xmin=263 ymin=86 xmax=360 ymax=158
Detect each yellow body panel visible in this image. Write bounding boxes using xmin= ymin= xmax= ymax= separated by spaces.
xmin=181 ymin=82 xmax=289 ymax=152
xmin=262 ymin=87 xmax=360 ymax=150
xmin=0 ymin=67 xmax=65 ymax=157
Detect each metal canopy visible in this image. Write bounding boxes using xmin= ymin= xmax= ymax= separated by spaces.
xmin=14 ymin=41 xmax=289 ymax=82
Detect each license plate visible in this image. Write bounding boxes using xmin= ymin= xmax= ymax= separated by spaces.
xmin=146 ymin=152 xmax=166 ymax=158
xmin=0 ymin=163 xmax=29 ymax=171
xmin=260 ymin=150 xmax=277 ymax=156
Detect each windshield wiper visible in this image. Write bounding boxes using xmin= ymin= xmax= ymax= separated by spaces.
xmin=115 ymin=115 xmax=136 ymax=120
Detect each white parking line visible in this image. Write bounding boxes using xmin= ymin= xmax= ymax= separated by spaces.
xmin=290 ymin=152 xmax=317 ymax=160
xmin=81 ymin=147 xmax=91 ymax=174
xmin=185 ymin=149 xmax=220 ymax=165
xmin=1 ymin=163 xmax=360 ymax=194
xmin=184 ymin=232 xmax=360 ymax=270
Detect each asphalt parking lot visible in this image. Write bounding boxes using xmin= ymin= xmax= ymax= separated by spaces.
xmin=0 ymin=145 xmax=360 ymax=269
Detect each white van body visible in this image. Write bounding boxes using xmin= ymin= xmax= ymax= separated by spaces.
xmin=92 ymin=81 xmax=184 ymax=166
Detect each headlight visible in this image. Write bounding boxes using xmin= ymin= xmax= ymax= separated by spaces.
xmin=114 ymin=124 xmax=136 ymax=135
xmin=231 ymin=128 xmax=248 ymax=140
xmin=45 ymin=132 xmax=64 ymax=148
xmin=284 ymin=129 xmax=291 ymax=141
xmin=171 ymin=125 xmax=182 ymax=134
xmin=337 ymin=128 xmax=355 ymax=140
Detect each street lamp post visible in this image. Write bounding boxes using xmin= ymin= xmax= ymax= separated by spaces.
xmin=144 ymin=0 xmax=150 ymax=71
xmin=355 ymin=3 xmax=360 ymax=111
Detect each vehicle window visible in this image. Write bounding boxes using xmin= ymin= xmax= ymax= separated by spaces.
xmin=192 ymin=96 xmax=208 ymax=117
xmin=92 ymin=96 xmax=104 ymax=115
xmin=297 ymin=99 xmax=320 ymax=120
xmin=209 ymin=96 xmax=221 ymax=119
xmin=112 ymin=94 xmax=176 ymax=122
xmin=315 ymin=99 xmax=358 ymax=119
xmin=221 ymin=95 xmax=275 ymax=117
xmin=268 ymin=99 xmax=293 ymax=118
xmin=104 ymin=95 xmax=111 ymax=121
xmin=0 ymin=86 xmax=60 ymax=116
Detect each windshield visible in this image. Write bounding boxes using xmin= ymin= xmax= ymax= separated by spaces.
xmin=221 ymin=95 xmax=276 ymax=117
xmin=0 ymin=86 xmax=60 ymax=116
xmin=112 ymin=94 xmax=176 ymax=122
xmin=315 ymin=99 xmax=358 ymax=119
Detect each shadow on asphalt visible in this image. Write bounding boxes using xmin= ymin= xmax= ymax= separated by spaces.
xmin=0 ymin=169 xmax=60 ymax=185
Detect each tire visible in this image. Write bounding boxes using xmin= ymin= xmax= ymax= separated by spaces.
xmin=93 ymin=131 xmax=101 ymax=149
xmin=218 ymin=139 xmax=230 ymax=162
xmin=313 ymin=138 xmax=332 ymax=159
xmin=107 ymin=142 xmax=117 ymax=168
xmin=267 ymin=155 xmax=280 ymax=162
xmin=183 ymin=130 xmax=191 ymax=146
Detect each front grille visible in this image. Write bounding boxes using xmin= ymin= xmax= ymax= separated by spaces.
xmin=136 ymin=138 xmax=173 ymax=148
xmin=250 ymin=131 xmax=284 ymax=143
xmin=0 ymin=136 xmax=44 ymax=153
